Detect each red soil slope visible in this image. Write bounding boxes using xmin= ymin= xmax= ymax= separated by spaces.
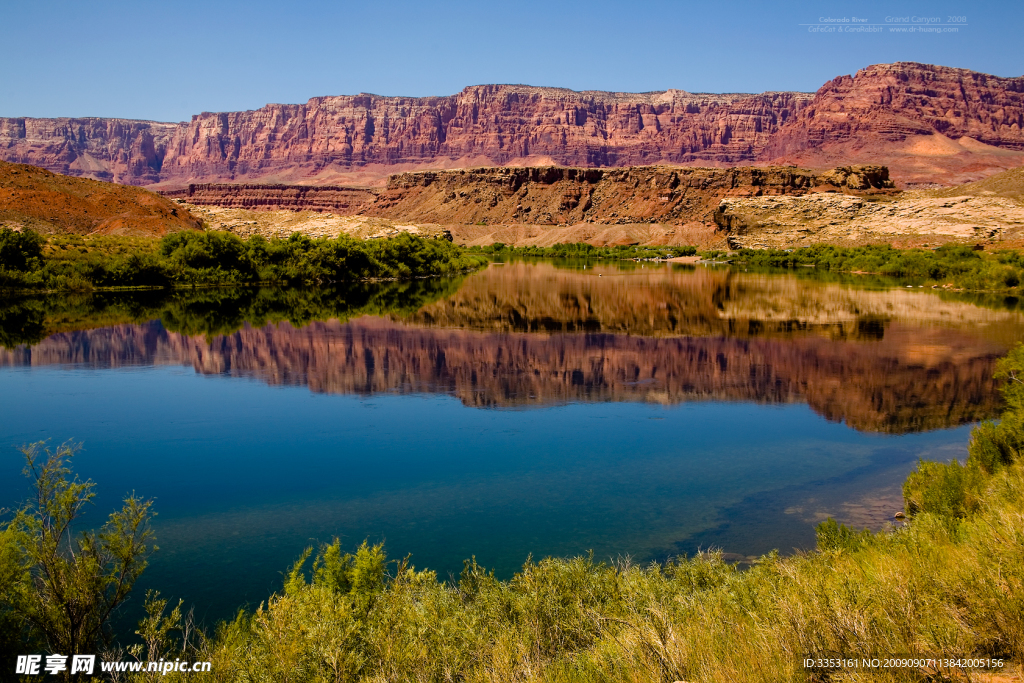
xmin=0 ymin=160 xmax=201 ymax=236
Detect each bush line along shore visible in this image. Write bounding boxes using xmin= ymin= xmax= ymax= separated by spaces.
xmin=0 ymin=229 xmax=488 ymax=292
xmin=6 ymin=228 xmax=1024 ymax=295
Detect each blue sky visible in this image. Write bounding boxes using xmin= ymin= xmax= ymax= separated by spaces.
xmin=1 ymin=0 xmax=1020 ymax=122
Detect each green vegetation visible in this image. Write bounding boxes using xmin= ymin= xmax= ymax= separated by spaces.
xmin=0 ymin=229 xmax=487 ymax=292
xmin=469 ymin=242 xmax=697 ymax=260
xmin=0 ymin=277 xmax=467 ymax=348
xmin=735 ymin=243 xmax=1024 ymax=291
xmin=0 ymin=443 xmax=154 ymax=659
xmin=5 ymin=349 xmax=1024 ymax=680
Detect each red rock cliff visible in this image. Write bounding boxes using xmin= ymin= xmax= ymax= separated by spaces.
xmin=762 ymin=62 xmax=1024 ymax=184
xmin=1 ymin=63 xmax=1022 ymax=187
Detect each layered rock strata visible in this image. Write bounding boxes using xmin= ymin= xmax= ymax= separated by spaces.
xmin=162 ymin=183 xmax=377 ymax=212
xmin=166 ymin=165 xmax=892 ymax=230
xmin=2 ymin=62 xmax=1022 ymax=187
xmin=762 ymin=63 xmax=1024 ymax=184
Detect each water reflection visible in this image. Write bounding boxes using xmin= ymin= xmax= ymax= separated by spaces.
xmin=2 ymin=261 xmax=1021 ymax=433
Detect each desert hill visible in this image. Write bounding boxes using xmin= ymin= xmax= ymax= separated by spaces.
xmin=1 ymin=62 xmax=1022 ymax=188
xmin=0 ymin=160 xmax=201 ymax=236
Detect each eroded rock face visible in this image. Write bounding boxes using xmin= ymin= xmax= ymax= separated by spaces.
xmin=163 ymin=184 xmax=378 ymax=212
xmin=766 ymin=63 xmax=1024 ymax=154
xmin=0 ymin=118 xmax=177 ymax=185
xmin=3 ymin=62 xmax=1021 ymax=187
xmin=0 ymin=87 xmax=810 ymax=187
xmin=762 ymin=62 xmax=1024 ymax=185
xmin=166 ymin=166 xmax=833 ymax=228
xmin=714 ymin=193 xmax=1024 ymax=249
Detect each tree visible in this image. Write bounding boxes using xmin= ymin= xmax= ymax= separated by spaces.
xmin=0 ymin=441 xmax=154 ymax=659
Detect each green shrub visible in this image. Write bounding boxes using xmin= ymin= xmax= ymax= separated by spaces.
xmin=0 ymin=228 xmax=43 ymax=271
xmin=814 ymin=517 xmax=870 ymax=552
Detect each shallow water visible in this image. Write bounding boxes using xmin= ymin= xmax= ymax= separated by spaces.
xmin=0 ymin=260 xmax=1019 ymax=625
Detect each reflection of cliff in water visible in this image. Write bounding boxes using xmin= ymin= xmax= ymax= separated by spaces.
xmin=0 ymin=317 xmax=1007 ymax=433
xmin=408 ymin=262 xmax=1024 ymax=344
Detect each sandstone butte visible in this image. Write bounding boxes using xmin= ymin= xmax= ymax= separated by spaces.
xmin=1 ymin=62 xmax=1022 ymax=189
xmin=0 ymin=160 xmax=201 ymax=236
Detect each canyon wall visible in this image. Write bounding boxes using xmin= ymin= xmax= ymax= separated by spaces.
xmin=0 ymin=118 xmax=177 ymax=185
xmin=762 ymin=62 xmax=1024 ymax=184
xmin=2 ymin=63 xmax=1022 ymax=188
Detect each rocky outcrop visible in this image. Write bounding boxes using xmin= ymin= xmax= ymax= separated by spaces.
xmin=170 ymin=165 xmax=891 ymax=229
xmin=815 ymin=165 xmax=895 ymax=190
xmin=714 ymin=193 xmax=1024 ymax=249
xmin=3 ymin=63 xmax=1022 ymax=187
xmin=0 ymin=160 xmax=201 ymax=236
xmin=714 ymin=165 xmax=1024 ymax=249
xmin=163 ymin=183 xmax=378 ymax=212
xmin=363 ymin=166 xmax=822 ymax=226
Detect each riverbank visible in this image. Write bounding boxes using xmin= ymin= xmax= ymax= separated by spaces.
xmin=0 ymin=229 xmax=487 ymax=292
xmin=467 ymin=242 xmax=696 ymax=260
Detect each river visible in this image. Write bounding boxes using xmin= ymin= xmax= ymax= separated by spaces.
xmin=1 ymin=259 xmax=1020 ymax=625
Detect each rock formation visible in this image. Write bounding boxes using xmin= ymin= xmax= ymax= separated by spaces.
xmin=167 ymin=165 xmax=892 ymax=229
xmin=762 ymin=63 xmax=1024 ymax=185
xmin=163 ymin=183 xmax=378 ymax=212
xmin=2 ymin=63 xmax=1021 ymax=187
xmin=714 ymin=165 xmax=1024 ymax=249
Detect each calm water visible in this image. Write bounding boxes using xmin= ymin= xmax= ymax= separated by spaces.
xmin=1 ymin=260 xmax=1021 ymax=625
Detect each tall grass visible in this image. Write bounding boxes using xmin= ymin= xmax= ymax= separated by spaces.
xmin=124 ymin=346 xmax=1024 ymax=682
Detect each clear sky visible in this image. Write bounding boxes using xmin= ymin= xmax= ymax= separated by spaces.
xmin=1 ymin=0 xmax=1020 ymax=122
